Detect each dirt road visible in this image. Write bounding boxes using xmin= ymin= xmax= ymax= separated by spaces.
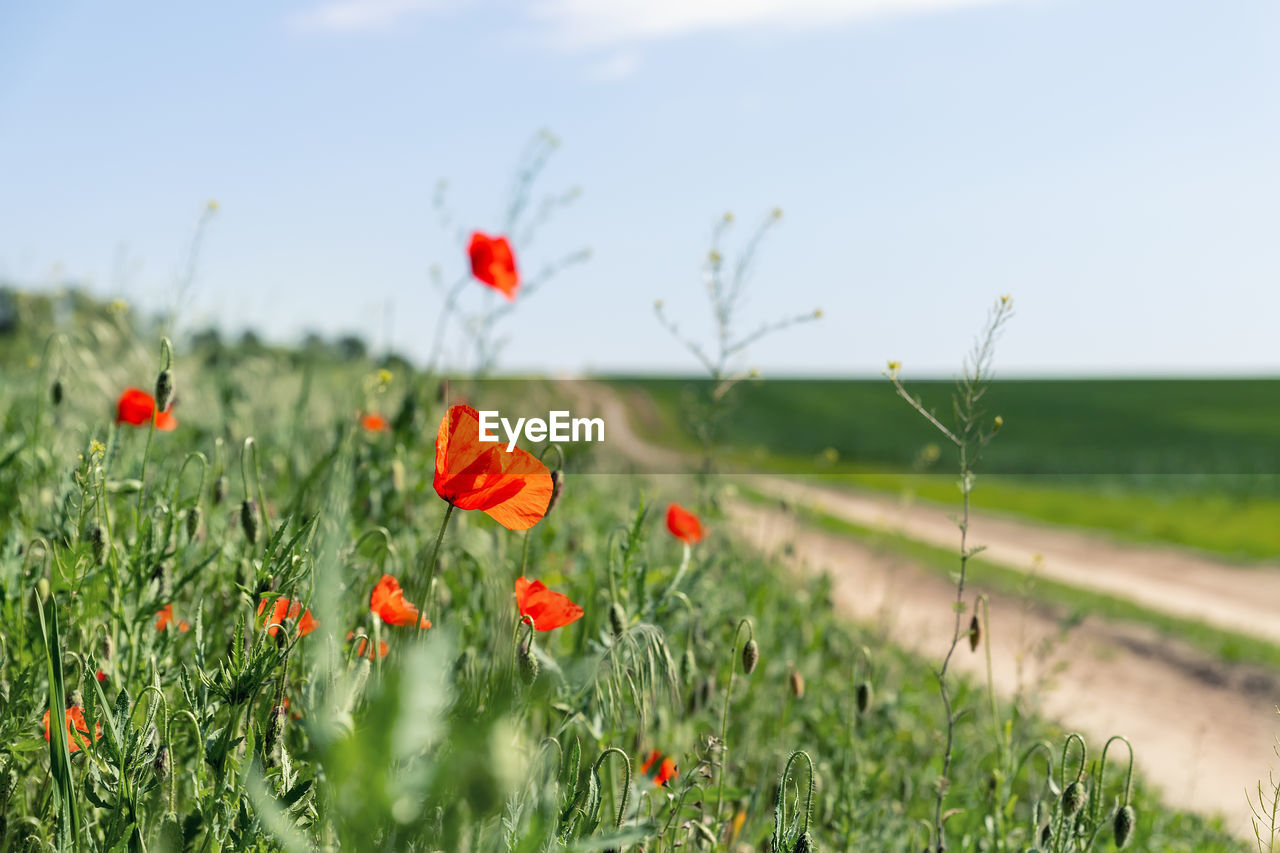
xmin=590 ymin=383 xmax=1280 ymax=836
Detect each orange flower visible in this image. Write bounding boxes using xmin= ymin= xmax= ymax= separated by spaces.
xmin=155 ymin=604 xmax=190 ymax=633
xmin=369 ymin=574 xmax=431 ymax=629
xmin=641 ymin=749 xmax=678 ymax=787
xmin=346 ymin=631 xmax=390 ymax=660
xmin=42 ymin=706 xmax=100 ymax=753
xmin=515 ymin=577 xmax=583 ymax=632
xmin=361 ymin=413 xmax=390 ymax=432
xmin=116 ymin=388 xmax=177 ymax=430
xmin=468 ymin=232 xmax=519 ymax=300
xmin=257 ymin=597 xmax=319 ymax=638
xmin=666 ymin=504 xmax=703 ymax=545
xmin=434 ymin=405 xmax=553 ymax=531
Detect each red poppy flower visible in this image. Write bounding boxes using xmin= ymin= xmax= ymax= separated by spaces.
xmin=515 ymin=576 xmax=583 ymax=632
xmin=116 ymin=387 xmax=176 ymax=430
xmin=346 ymin=631 xmax=390 ymax=660
xmin=666 ymin=504 xmax=703 ymax=545
xmin=257 ymin=597 xmax=319 ymax=638
xmin=468 ymin=231 xmax=519 ymax=301
xmin=369 ymin=574 xmax=431 ymax=629
xmin=95 ymin=669 xmax=108 ymax=683
xmin=42 ymin=706 xmax=101 ymax=753
xmin=361 ymin=413 xmax=390 ymax=432
xmin=641 ymin=749 xmax=678 ymax=787
xmin=434 ymin=404 xmax=553 ymax=531
xmin=155 ymin=604 xmax=190 ymax=632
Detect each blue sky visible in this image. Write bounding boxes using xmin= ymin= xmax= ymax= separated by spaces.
xmin=2 ymin=0 xmax=1279 ymax=376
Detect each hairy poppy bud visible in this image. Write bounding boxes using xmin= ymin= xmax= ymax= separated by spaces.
xmin=789 ymin=667 xmax=805 ymax=699
xmin=1062 ymin=781 xmax=1085 ymax=816
xmin=241 ymin=499 xmax=259 ymax=544
xmin=152 ymin=562 xmax=171 ymax=600
xmin=88 ymin=524 xmax=107 ymax=566
xmin=968 ymin=613 xmax=981 ymax=653
xmin=1040 ymin=822 xmax=1052 ymax=848
xmin=158 ymin=812 xmax=183 ymax=853
xmin=155 ymin=369 xmax=174 ymax=413
xmin=153 ymin=744 xmax=170 ymax=781
xmin=856 ymin=680 xmax=872 ymax=713
xmin=68 ymin=688 xmax=83 ymax=708
xmin=33 ymin=578 xmax=50 ymax=608
xmin=793 ymin=832 xmax=813 ymax=853
xmin=186 ymin=506 xmax=201 ymax=540
xmin=742 ymin=638 xmax=759 ymax=675
xmin=609 ymin=602 xmax=626 ymax=637
xmin=546 ymin=470 xmax=564 ymax=517
xmin=212 ymin=475 xmax=228 ymax=505
xmin=51 ymin=379 xmax=63 ymax=406
xmin=680 ymin=647 xmax=697 ymax=683
xmin=518 ymin=640 xmax=539 ymax=686
xmin=1113 ymin=804 xmax=1135 ymax=849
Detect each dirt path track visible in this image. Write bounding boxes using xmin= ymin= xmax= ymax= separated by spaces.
xmin=589 ymin=383 xmax=1280 ymax=836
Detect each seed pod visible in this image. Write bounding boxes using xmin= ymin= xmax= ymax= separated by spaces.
xmin=742 ymin=638 xmax=759 ymax=675
xmin=157 ymin=811 xmax=183 ymax=853
xmin=88 ymin=525 xmax=107 ymax=566
xmin=186 ymin=506 xmax=201 ymax=540
xmin=518 ymin=640 xmax=540 ymax=686
xmin=1062 ymin=781 xmax=1085 ymax=816
xmin=968 ymin=613 xmax=981 ymax=652
xmin=1113 ymin=804 xmax=1135 ymax=849
xmin=241 ymin=499 xmax=259 ymax=544
xmin=212 ymin=475 xmax=228 ymax=505
xmin=546 ymin=470 xmax=564 ymax=517
xmin=51 ymin=379 xmax=64 ymax=406
xmin=680 ymin=647 xmax=697 ymax=683
xmin=153 ymin=745 xmax=170 ymax=781
xmin=789 ymin=667 xmax=805 ymax=699
xmin=609 ymin=602 xmax=626 ymax=637
xmin=855 ymin=680 xmax=872 ymax=713
xmin=155 ymin=369 xmax=174 ymax=413
xmin=793 ymin=832 xmax=813 ymax=853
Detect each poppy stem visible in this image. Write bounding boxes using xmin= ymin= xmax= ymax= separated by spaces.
xmin=714 ymin=617 xmax=754 ymax=827
xmin=419 ymin=503 xmax=456 ymax=628
xmin=520 ymin=528 xmax=532 ymax=575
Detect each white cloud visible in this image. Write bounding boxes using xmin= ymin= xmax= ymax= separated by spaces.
xmin=289 ymin=0 xmax=458 ymax=33
xmin=532 ymin=0 xmax=1031 ymax=48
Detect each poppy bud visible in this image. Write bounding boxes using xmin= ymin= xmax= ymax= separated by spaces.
xmin=518 ymin=640 xmax=539 ymax=686
xmin=391 ymin=459 xmax=407 ymax=494
xmin=51 ymin=379 xmax=63 ymax=406
xmin=546 ymin=470 xmax=564 ymax=517
xmin=153 ymin=744 xmax=170 ymax=781
xmin=152 ymin=562 xmax=171 ymax=600
xmin=1062 ymin=781 xmax=1085 ymax=816
xmin=968 ymin=613 xmax=981 ymax=653
xmin=33 ymin=578 xmax=50 ymax=608
xmin=212 ymin=475 xmax=228 ymax=505
xmin=88 ymin=524 xmax=107 ymax=566
xmin=1113 ymin=804 xmax=1135 ymax=849
xmin=1040 ymin=822 xmax=1052 ymax=848
xmin=264 ymin=703 xmax=287 ymax=766
xmin=186 ymin=506 xmax=201 ymax=540
xmin=102 ymin=631 xmax=115 ymax=663
xmin=793 ymin=832 xmax=813 ymax=853
xmin=680 ymin=647 xmax=697 ymax=683
xmin=609 ymin=602 xmax=626 ymax=637
xmin=789 ymin=667 xmax=805 ymax=699
xmin=856 ymin=680 xmax=872 ymax=713
xmin=155 ymin=369 xmax=174 ymax=413
xmin=158 ymin=812 xmax=183 ymax=853
xmin=742 ymin=638 xmax=759 ymax=675
xmin=68 ymin=688 xmax=83 ymax=708
xmin=241 ymin=499 xmax=259 ymax=544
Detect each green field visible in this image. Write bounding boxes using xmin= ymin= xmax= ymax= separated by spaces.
xmin=616 ymin=377 xmax=1280 ymax=560
xmin=0 ymin=289 xmax=1249 ymax=850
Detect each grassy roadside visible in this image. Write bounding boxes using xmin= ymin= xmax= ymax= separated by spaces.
xmin=736 ymin=484 xmax=1280 ymax=671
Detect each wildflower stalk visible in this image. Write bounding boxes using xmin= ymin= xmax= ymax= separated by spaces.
xmin=714 ymin=617 xmax=755 ymax=826
xmin=592 ymin=747 xmax=632 ymax=830
xmin=771 ymin=750 xmax=815 ymax=852
xmin=417 ymin=503 xmax=456 ymax=628
xmin=886 ymin=295 xmax=1012 ymax=851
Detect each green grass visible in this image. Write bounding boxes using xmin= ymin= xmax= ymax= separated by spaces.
xmin=614 ymin=377 xmax=1280 ymax=560
xmin=0 ymin=288 xmax=1249 ymax=851
xmin=737 ymin=484 xmax=1280 ymax=670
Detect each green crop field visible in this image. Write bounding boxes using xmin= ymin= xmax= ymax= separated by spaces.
xmin=0 ymin=290 xmax=1248 ymax=850
xmin=614 ymin=377 xmax=1280 ymax=560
